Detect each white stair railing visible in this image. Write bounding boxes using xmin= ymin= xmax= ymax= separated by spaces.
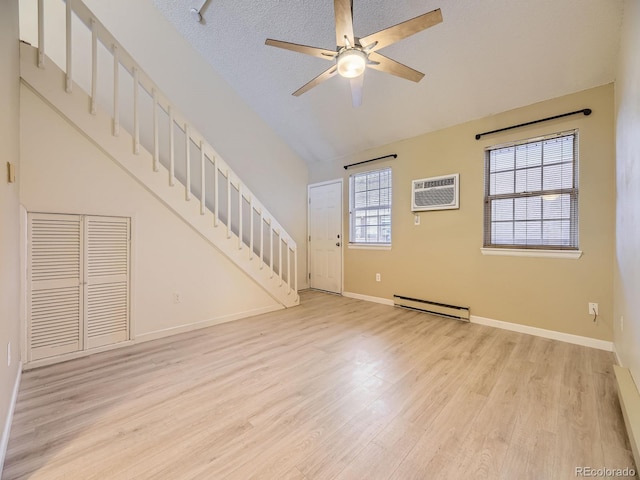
xmin=29 ymin=0 xmax=298 ymax=301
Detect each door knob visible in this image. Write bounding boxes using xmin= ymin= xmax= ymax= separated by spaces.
xmin=336 ymin=242 xmax=341 ymax=247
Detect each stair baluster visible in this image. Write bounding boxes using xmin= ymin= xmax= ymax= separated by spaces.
xmin=22 ymin=0 xmax=299 ymax=306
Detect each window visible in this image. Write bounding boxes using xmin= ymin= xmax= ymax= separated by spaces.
xmin=484 ymin=131 xmax=578 ymax=250
xmin=349 ymin=168 xmax=392 ymax=245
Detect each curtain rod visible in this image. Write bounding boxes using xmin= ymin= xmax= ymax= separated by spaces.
xmin=474 ymin=108 xmax=592 ymax=140
xmin=343 ymin=154 xmax=397 ymax=170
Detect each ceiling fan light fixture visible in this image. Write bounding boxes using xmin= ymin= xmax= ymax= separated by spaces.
xmin=337 ymin=49 xmax=367 ymax=78
xmin=264 ymin=2 xmax=443 ymax=104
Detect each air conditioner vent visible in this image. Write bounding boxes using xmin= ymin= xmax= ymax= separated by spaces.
xmin=411 ymin=173 xmax=459 ymax=212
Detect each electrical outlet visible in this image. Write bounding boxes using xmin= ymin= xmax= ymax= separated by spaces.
xmin=588 ymin=302 xmax=599 ymax=316
xmin=414 ymin=214 xmax=420 ymax=226
xmin=7 ymin=342 xmax=11 ymax=367
xmin=173 ymin=293 xmax=182 ymax=304
xmin=375 ymin=273 xmax=381 ymax=282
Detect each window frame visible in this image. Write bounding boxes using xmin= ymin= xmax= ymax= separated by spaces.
xmin=483 ymin=130 xmax=579 ymax=251
xmin=349 ymin=167 xmax=392 ymax=246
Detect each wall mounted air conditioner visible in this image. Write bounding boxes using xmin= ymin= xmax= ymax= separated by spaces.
xmin=411 ymin=173 xmax=459 ymax=212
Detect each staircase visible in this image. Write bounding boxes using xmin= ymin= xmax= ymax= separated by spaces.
xmin=20 ymin=0 xmax=299 ymax=307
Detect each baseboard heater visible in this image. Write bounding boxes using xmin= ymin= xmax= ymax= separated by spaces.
xmin=393 ymin=295 xmax=470 ymax=322
xmin=614 ymin=366 xmax=640 ymax=472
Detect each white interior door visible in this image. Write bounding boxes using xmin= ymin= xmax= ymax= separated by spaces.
xmin=84 ymin=216 xmax=130 ymax=349
xmin=28 ymin=213 xmax=83 ymax=361
xmin=308 ymin=181 xmax=342 ymax=294
xmin=28 ymin=213 xmax=130 ymax=362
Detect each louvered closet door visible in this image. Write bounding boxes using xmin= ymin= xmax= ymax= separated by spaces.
xmin=28 ymin=214 xmax=83 ymax=361
xmin=84 ymin=216 xmax=130 ymax=349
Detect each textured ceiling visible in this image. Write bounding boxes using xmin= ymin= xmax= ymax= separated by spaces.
xmin=150 ymin=0 xmax=623 ymax=164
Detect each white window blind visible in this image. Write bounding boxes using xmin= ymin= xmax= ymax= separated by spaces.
xmin=484 ymin=131 xmax=579 ymax=250
xmin=349 ymin=167 xmax=392 ymax=244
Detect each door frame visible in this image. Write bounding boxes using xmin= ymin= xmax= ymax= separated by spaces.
xmin=307 ymin=179 xmax=344 ymax=294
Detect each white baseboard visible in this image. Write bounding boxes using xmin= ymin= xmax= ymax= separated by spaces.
xmin=135 ymin=304 xmax=284 ymax=343
xmin=470 ymin=315 xmax=613 ymax=351
xmin=1 ymin=362 xmax=22 ymax=478
xmin=340 ymin=292 xmax=613 ymax=352
xmin=342 ymin=291 xmax=394 ymax=306
xmin=614 ymin=366 xmax=640 ymax=473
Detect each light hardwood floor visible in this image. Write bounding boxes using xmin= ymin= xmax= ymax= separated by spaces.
xmin=4 ymin=291 xmax=637 ymax=479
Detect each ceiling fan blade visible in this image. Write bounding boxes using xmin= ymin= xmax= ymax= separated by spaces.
xmin=265 ymin=39 xmax=337 ymax=60
xmin=293 ymin=65 xmax=338 ymax=96
xmin=367 ymin=52 xmax=425 ymax=83
xmin=334 ymin=0 xmax=355 ymax=47
xmin=350 ymin=75 xmax=363 ymax=107
xmin=359 ymin=8 xmax=442 ymax=52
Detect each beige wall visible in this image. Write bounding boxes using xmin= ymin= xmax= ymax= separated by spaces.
xmin=614 ymin=0 xmax=640 ymax=384
xmin=20 ymin=85 xmax=281 ymax=345
xmin=311 ymin=84 xmax=615 ymax=341
xmin=0 ymin=0 xmax=21 ymax=468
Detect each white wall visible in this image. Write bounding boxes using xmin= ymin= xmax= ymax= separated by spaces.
xmin=18 ymin=0 xmax=310 ymax=288
xmin=614 ymin=0 xmax=640 ymax=384
xmin=0 ymin=0 xmax=21 ymax=471
xmin=20 ymin=84 xmax=282 ymax=345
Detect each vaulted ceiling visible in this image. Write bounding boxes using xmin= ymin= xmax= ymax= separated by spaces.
xmin=150 ymin=0 xmax=623 ymax=164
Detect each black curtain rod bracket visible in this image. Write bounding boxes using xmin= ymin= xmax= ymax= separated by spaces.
xmin=344 ymin=154 xmax=397 ymax=170
xmin=475 ymin=108 xmax=592 ymax=141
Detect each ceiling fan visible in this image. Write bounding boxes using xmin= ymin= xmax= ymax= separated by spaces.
xmin=265 ymin=0 xmax=443 ymax=107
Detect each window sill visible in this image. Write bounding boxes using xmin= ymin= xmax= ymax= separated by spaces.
xmin=348 ymin=244 xmax=392 ymax=251
xmin=481 ymin=248 xmax=582 ymax=259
